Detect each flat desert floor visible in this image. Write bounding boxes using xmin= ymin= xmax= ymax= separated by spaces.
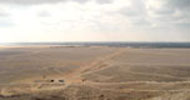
xmin=0 ymin=46 xmax=190 ymax=100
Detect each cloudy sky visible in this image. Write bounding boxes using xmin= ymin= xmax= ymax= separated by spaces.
xmin=0 ymin=0 xmax=189 ymax=42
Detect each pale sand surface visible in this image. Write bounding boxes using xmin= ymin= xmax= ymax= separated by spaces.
xmin=0 ymin=46 xmax=190 ymax=100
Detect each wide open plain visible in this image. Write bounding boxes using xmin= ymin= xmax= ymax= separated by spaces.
xmin=0 ymin=46 xmax=190 ymax=100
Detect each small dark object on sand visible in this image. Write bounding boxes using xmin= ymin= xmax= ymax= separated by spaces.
xmin=50 ymin=80 xmax=54 ymax=82
xmin=59 ymin=80 xmax=64 ymax=83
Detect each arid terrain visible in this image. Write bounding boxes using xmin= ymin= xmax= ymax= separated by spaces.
xmin=0 ymin=46 xmax=190 ymax=100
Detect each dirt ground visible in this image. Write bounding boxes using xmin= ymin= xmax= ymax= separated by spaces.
xmin=0 ymin=46 xmax=190 ymax=100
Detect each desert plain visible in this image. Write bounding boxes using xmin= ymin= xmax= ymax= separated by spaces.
xmin=0 ymin=45 xmax=190 ymax=100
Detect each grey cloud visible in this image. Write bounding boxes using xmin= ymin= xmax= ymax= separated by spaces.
xmin=153 ymin=8 xmax=174 ymax=15
xmin=168 ymin=0 xmax=190 ymax=9
xmin=152 ymin=0 xmax=190 ymax=25
xmin=0 ymin=12 xmax=9 ymax=17
xmin=176 ymin=23 xmax=190 ymax=28
xmin=117 ymin=0 xmax=190 ymax=29
xmin=133 ymin=18 xmax=151 ymax=26
xmin=152 ymin=0 xmax=190 ymax=16
xmin=168 ymin=0 xmax=190 ymax=24
xmin=71 ymin=0 xmax=89 ymax=4
xmin=119 ymin=9 xmax=151 ymax=27
xmin=95 ymin=0 xmax=113 ymax=4
xmin=118 ymin=0 xmax=189 ymax=29
xmin=0 ymin=0 xmax=66 ymax=5
xmin=0 ymin=0 xmax=90 ymax=5
xmin=118 ymin=0 xmax=150 ymax=26
xmin=149 ymin=0 xmax=190 ymax=18
xmin=38 ymin=11 xmax=51 ymax=17
xmin=119 ymin=0 xmax=146 ymax=17
xmin=0 ymin=0 xmax=113 ymax=5
xmin=119 ymin=7 xmax=140 ymax=17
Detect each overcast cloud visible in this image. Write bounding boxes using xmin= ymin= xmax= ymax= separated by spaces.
xmin=0 ymin=0 xmax=113 ymax=5
xmin=0 ymin=0 xmax=189 ymax=42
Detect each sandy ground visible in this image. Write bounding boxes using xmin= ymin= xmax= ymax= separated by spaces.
xmin=0 ymin=46 xmax=190 ymax=100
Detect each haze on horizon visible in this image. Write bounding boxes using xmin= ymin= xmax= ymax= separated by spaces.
xmin=0 ymin=0 xmax=189 ymax=43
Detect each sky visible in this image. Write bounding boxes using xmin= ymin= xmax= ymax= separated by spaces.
xmin=0 ymin=0 xmax=189 ymax=42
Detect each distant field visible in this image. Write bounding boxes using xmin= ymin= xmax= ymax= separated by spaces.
xmin=0 ymin=46 xmax=190 ymax=100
